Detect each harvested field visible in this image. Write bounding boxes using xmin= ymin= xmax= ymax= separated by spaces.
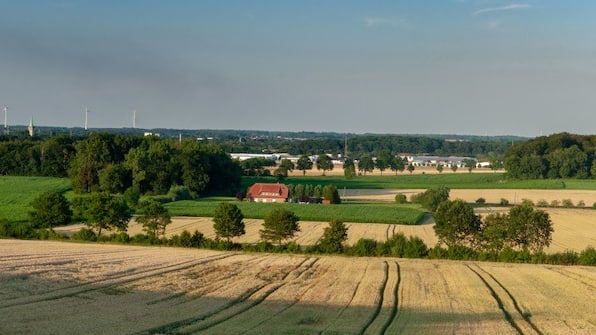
xmin=55 ymin=205 xmax=594 ymax=253
xmin=1 ymin=240 xmax=594 ymax=334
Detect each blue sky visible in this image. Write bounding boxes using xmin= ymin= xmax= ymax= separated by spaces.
xmin=1 ymin=1 xmax=595 ymax=136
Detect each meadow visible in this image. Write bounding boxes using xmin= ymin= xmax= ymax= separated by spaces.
xmin=0 ymin=176 xmax=72 ymax=222
xmin=1 ymin=240 xmax=594 ymax=335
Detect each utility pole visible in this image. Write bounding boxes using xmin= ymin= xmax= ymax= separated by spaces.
xmin=3 ymin=106 xmax=8 ymax=135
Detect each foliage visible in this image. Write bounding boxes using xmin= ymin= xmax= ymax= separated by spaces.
xmin=82 ymin=192 xmax=132 ymax=237
xmin=411 ymin=186 xmax=450 ymax=211
xmin=314 ymin=219 xmax=348 ymax=253
xmin=316 ymin=155 xmax=333 ymax=175
xmin=394 ymin=193 xmax=407 ymax=204
xmin=343 ymin=158 xmax=356 ymax=179
xmin=28 ymin=190 xmax=72 ymax=229
xmin=499 ymin=198 xmax=509 ymax=206
xmin=322 ymin=184 xmax=341 ymax=204
xmin=71 ymin=228 xmax=98 ymax=241
xmin=358 ymin=155 xmax=375 ymax=176
xmin=504 ymin=133 xmax=596 ymax=179
xmin=136 ymin=200 xmax=172 ymax=239
xmin=260 ymin=208 xmax=300 ymax=245
xmin=167 ymin=185 xmax=193 ymax=201
xmin=475 ymin=197 xmax=486 ymax=204
xmin=434 ymin=199 xmax=481 ymax=247
xmin=578 ymin=246 xmax=596 ymax=266
xmin=506 ymin=204 xmax=553 ymax=253
xmin=123 ymin=187 xmax=141 ymax=208
xmin=296 ymin=155 xmax=313 ymax=176
xmin=212 ymin=202 xmax=245 ymax=242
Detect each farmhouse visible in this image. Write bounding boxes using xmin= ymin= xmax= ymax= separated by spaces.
xmin=248 ymin=183 xmax=290 ymax=203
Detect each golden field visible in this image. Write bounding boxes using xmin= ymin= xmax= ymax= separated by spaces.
xmin=0 ymin=240 xmax=594 ymax=335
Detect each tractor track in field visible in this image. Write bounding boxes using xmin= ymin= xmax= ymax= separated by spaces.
xmin=0 ymin=253 xmax=234 ymax=310
xmin=359 ymin=261 xmax=389 ymax=335
xmin=318 ymin=260 xmax=371 ymax=335
xmin=466 ymin=264 xmax=543 ymax=335
xmin=379 ymin=261 xmax=401 ymax=335
xmin=545 ymin=266 xmax=596 ymax=290
xmin=136 ymin=257 xmax=319 ymax=335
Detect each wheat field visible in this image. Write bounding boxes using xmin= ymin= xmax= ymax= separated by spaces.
xmin=1 ymin=240 xmax=594 ymax=334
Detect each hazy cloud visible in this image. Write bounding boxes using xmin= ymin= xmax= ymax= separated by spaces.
xmin=473 ymin=4 xmax=531 ymax=16
xmin=363 ymin=16 xmax=404 ymax=27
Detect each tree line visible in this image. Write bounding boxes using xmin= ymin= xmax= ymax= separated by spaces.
xmin=0 ymin=133 xmax=242 ymax=196
xmin=504 ymin=132 xmax=596 ymax=179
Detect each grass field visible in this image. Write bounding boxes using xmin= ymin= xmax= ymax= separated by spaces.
xmin=243 ymin=173 xmax=596 ymax=191
xmin=165 ymin=199 xmax=426 ymax=224
xmin=1 ymin=240 xmax=594 ymax=334
xmin=0 ymin=176 xmax=72 ymax=222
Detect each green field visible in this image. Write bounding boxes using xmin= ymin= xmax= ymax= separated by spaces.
xmin=165 ymin=198 xmax=425 ymax=224
xmin=242 ymin=173 xmax=596 ymax=190
xmin=0 ymin=176 xmax=72 ymax=222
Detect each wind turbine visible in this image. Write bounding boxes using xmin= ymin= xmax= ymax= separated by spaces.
xmin=3 ymin=106 xmax=8 ymax=135
xmin=84 ymin=106 xmax=90 ymax=130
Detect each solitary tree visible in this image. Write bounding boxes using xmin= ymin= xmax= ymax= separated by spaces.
xmin=136 ymin=200 xmax=171 ymax=239
xmin=83 ymin=192 xmax=131 ymax=237
xmin=507 ymin=203 xmax=553 ymax=253
xmin=29 ymin=191 xmax=72 ymax=230
xmin=407 ymin=164 xmax=415 ymax=174
xmin=317 ymin=219 xmax=348 ymax=253
xmin=316 ymin=154 xmax=333 ymax=176
xmin=375 ymin=150 xmax=392 ymax=175
xmin=390 ymin=156 xmax=406 ymax=175
xmin=296 ymin=155 xmax=313 ymax=176
xmin=436 ymin=163 xmax=444 ymax=173
xmin=451 ymin=164 xmax=458 ymax=173
xmin=213 ymin=202 xmax=245 ymax=242
xmin=260 ymin=208 xmax=300 ymax=245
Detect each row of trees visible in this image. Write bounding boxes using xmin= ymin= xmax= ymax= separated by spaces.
xmin=504 ymin=133 xmax=596 ymax=179
xmin=286 ymin=184 xmax=341 ymax=204
xmin=434 ymin=200 xmax=553 ymax=253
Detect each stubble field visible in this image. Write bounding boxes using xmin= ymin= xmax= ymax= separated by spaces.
xmin=1 ymin=240 xmax=594 ymax=335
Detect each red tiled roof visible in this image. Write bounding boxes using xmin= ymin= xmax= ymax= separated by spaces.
xmin=248 ymin=183 xmax=289 ymax=199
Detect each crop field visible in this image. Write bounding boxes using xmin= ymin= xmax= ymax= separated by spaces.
xmin=55 ymin=205 xmax=592 ymax=254
xmin=165 ymin=200 xmax=425 ymax=225
xmin=1 ymin=240 xmax=594 ymax=334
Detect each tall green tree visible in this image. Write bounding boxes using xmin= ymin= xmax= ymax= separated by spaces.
xmin=375 ymin=150 xmax=392 ymax=175
xmin=316 ymin=154 xmax=333 ymax=176
xmin=213 ymin=202 xmax=245 ymax=242
xmin=136 ymin=200 xmax=171 ymax=239
xmin=463 ymin=159 xmax=476 ymax=173
xmin=83 ymin=192 xmax=131 ymax=237
xmin=29 ymin=191 xmax=72 ymax=230
xmin=389 ymin=156 xmax=405 ymax=175
xmin=323 ymin=184 xmax=342 ymax=204
xmin=433 ymin=199 xmax=481 ymax=247
xmin=296 ymin=155 xmax=313 ymax=176
xmin=317 ymin=219 xmax=348 ymax=253
xmin=260 ymin=208 xmax=300 ymax=245
xmin=507 ymin=203 xmax=553 ymax=253
xmin=358 ymin=154 xmax=375 ymax=176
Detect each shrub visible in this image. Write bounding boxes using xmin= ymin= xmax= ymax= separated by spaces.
xmin=110 ymin=232 xmax=130 ymax=243
xmin=550 ymin=199 xmax=560 ymax=207
xmin=593 ymin=202 xmax=596 ymax=209
xmin=350 ymin=238 xmax=379 ymax=256
xmin=578 ymin=246 xmax=596 ymax=266
xmin=577 ymin=200 xmax=586 ymax=208
xmin=394 ymin=194 xmax=407 ymax=204
xmin=521 ymin=198 xmax=534 ymax=206
xmin=499 ymin=198 xmax=509 ymax=206
xmin=123 ymin=187 xmax=141 ymax=209
xmin=475 ymin=197 xmax=486 ymax=204
xmin=546 ymin=251 xmax=578 ymax=265
xmin=411 ymin=186 xmax=450 ymax=211
xmin=37 ymin=229 xmax=67 ymax=240
xmin=561 ymin=199 xmax=574 ymax=208
xmin=284 ymin=241 xmax=302 ymax=253
xmin=404 ymin=236 xmax=429 ymax=258
xmin=168 ymin=185 xmax=193 ymax=201
xmin=130 ymin=233 xmax=153 ymax=245
xmin=0 ymin=219 xmax=13 ymax=237
xmin=536 ymin=199 xmax=549 ymax=207
xmin=72 ymin=228 xmax=97 ymax=241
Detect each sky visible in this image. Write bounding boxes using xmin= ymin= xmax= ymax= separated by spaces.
xmin=1 ymin=0 xmax=595 ymax=136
